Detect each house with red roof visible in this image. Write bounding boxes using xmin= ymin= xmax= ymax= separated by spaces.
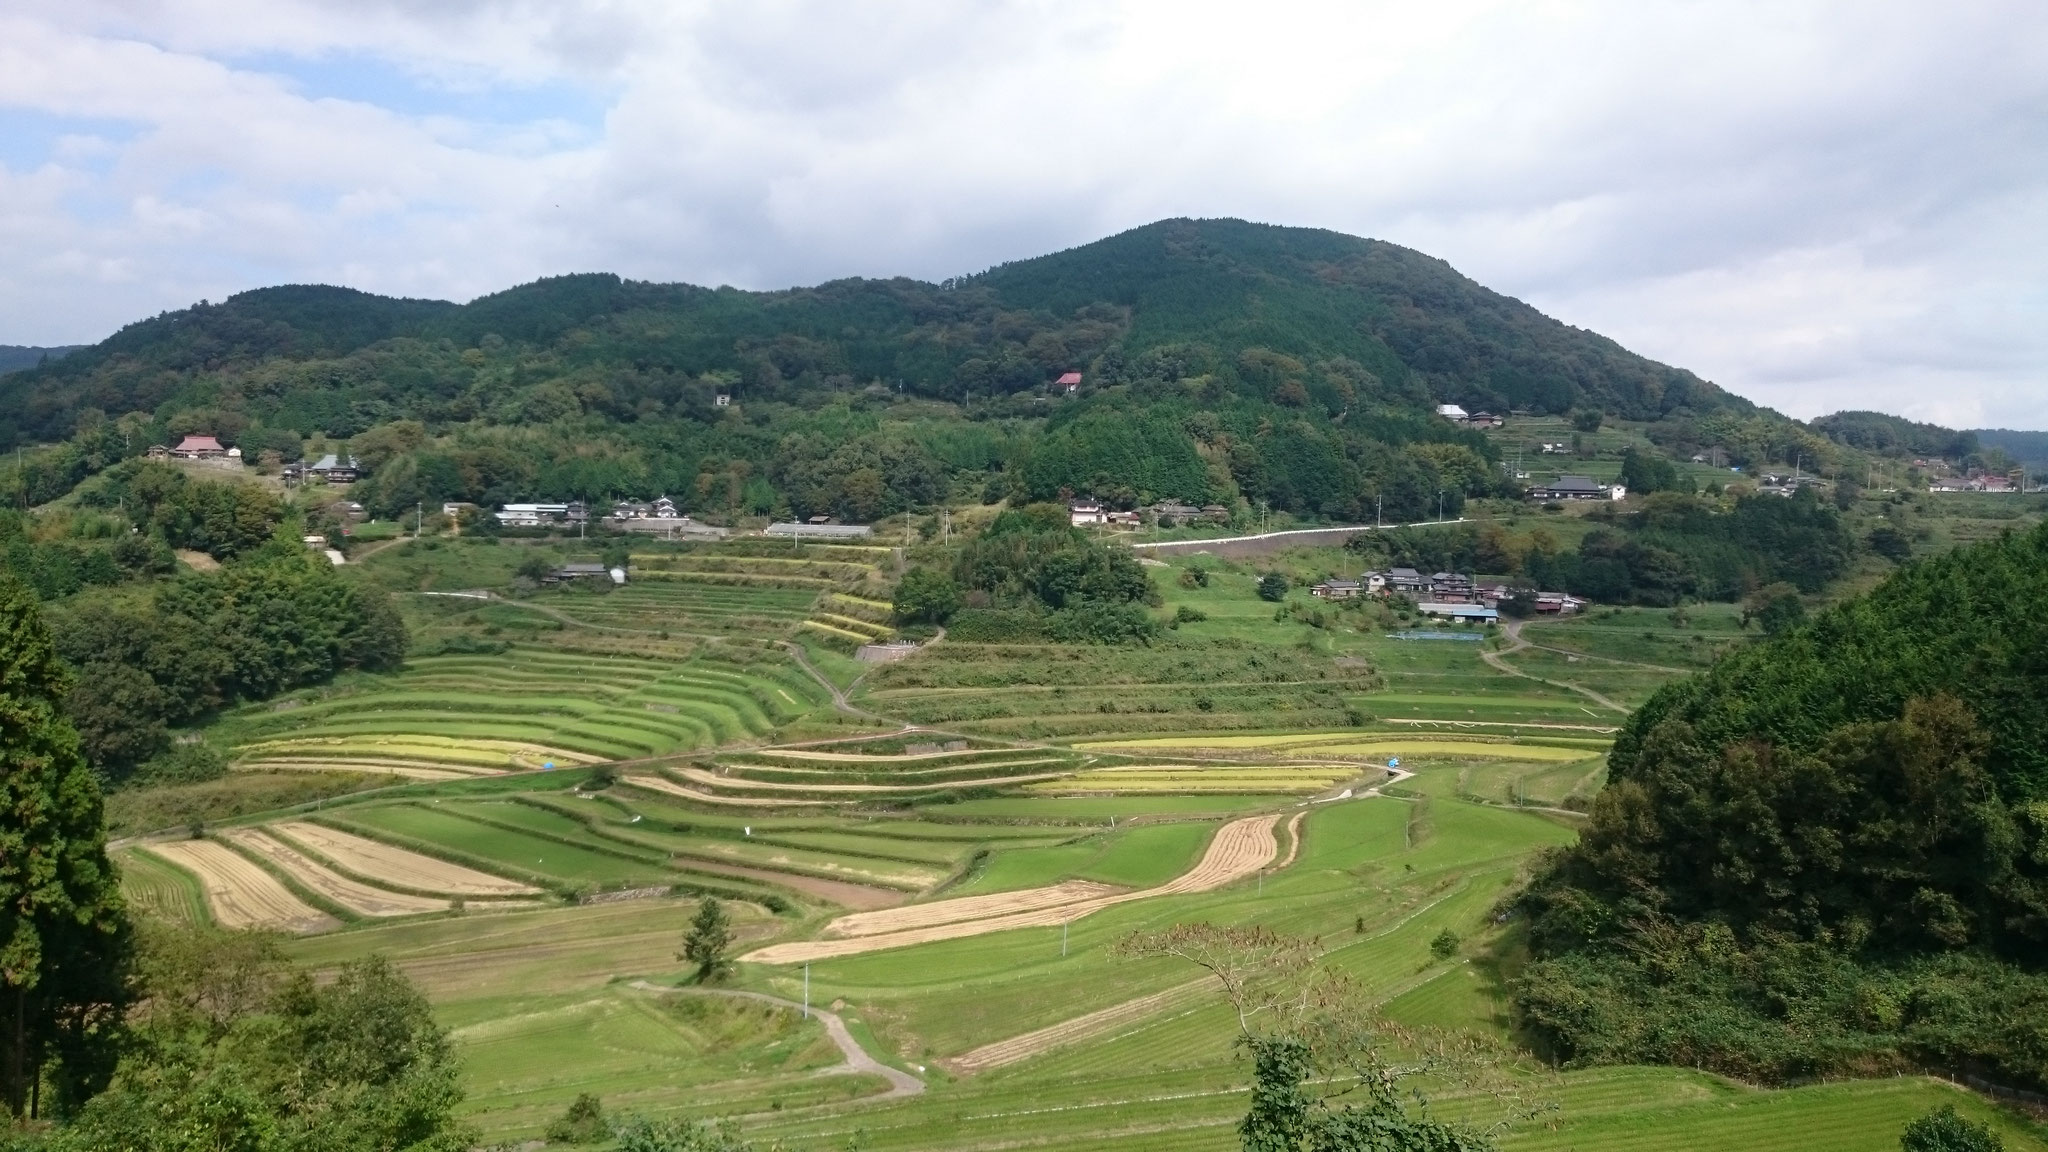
xmin=1055 ymin=371 xmax=1082 ymax=394
xmin=170 ymin=435 xmax=226 ymax=459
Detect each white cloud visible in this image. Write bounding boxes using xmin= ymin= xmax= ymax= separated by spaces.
xmin=0 ymin=1 xmax=2043 ymax=427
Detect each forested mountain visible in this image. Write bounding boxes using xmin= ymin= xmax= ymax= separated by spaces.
xmin=0 ymin=344 xmax=83 ymax=375
xmin=1973 ymin=428 xmax=2048 ymax=470
xmin=0 ymin=219 xmax=1768 ymax=525
xmin=1810 ymin=411 xmax=1979 ymax=459
xmin=1517 ymin=520 xmax=2048 ymax=1089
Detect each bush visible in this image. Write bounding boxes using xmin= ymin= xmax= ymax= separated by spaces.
xmin=1173 ymin=605 xmax=1208 ymax=624
xmin=1257 ymin=573 xmax=1289 ymax=601
xmin=1429 ymin=930 xmax=1461 ymax=960
xmin=1900 ymin=1105 xmax=2003 ymax=1152
xmin=129 ymin=740 xmax=228 ymax=786
xmin=546 ymin=1093 xmax=609 ymax=1144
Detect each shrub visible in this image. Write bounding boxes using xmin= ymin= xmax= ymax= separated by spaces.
xmin=1430 ymin=930 xmax=1461 ymax=960
xmin=1899 ymin=1105 xmax=2002 ymax=1152
xmin=546 ymin=1093 xmax=608 ymax=1144
xmin=1174 ymin=605 xmax=1208 ymax=624
xmin=1256 ymin=573 xmax=1288 ymax=601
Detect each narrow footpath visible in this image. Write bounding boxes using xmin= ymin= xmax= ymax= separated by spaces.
xmin=1481 ymin=620 xmax=1631 ymax=714
xmin=628 ymin=982 xmax=924 ymax=1100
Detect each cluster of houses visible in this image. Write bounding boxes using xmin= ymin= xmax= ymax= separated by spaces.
xmin=1308 ymin=567 xmax=1584 ymax=625
xmin=1068 ymin=499 xmax=1231 ymax=528
xmin=284 ymin=454 xmax=362 ymax=485
xmin=145 ymin=437 xmax=372 ymax=488
xmin=1434 ymin=404 xmax=1505 ymax=429
xmin=1929 ymin=473 xmax=2024 ymax=493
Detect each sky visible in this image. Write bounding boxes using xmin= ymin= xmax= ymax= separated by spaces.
xmin=2 ymin=1 xmax=2045 ymax=429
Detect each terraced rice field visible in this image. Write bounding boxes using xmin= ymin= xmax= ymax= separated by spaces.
xmin=223 ymin=647 xmax=827 ymax=778
xmin=142 ymin=840 xmax=337 ymax=932
xmin=1031 ymin=763 xmax=1360 ymax=793
xmin=741 ymin=814 xmax=1281 ymax=963
xmin=270 ymin=821 xmax=542 ymax=897
xmin=222 ymin=828 xmax=453 ymax=917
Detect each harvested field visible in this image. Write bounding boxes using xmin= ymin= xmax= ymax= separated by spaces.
xmin=825 ymin=880 xmax=1124 ymax=939
xmin=273 ymin=822 xmax=540 ymax=897
xmin=620 ymin=774 xmax=835 ymax=807
xmin=675 ymin=766 xmax=1069 ymax=794
xmin=249 ymin=761 xmax=480 ymax=781
xmin=223 ymin=829 xmax=451 ymax=918
xmin=764 ymin=748 xmax=1008 ymax=763
xmin=145 ymin=840 xmax=337 ymax=933
xmin=947 ymin=977 xmax=1217 ymax=1074
xmin=679 ymin=859 xmax=907 ymax=911
xmin=741 ymin=815 xmax=1280 ymax=964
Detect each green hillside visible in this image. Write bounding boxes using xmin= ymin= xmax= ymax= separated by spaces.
xmin=0 ymin=219 xmax=1787 ymax=526
xmin=1518 ymin=519 xmax=2048 ymax=1089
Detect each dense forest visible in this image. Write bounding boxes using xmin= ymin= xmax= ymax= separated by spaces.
xmin=0 ymin=219 xmax=1775 ymax=527
xmin=1514 ymin=520 xmax=2048 ymax=1090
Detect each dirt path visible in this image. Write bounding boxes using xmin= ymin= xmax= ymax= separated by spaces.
xmin=628 ymin=983 xmax=923 ymax=1099
xmin=1481 ymin=621 xmax=1631 ymax=714
xmin=741 ymin=815 xmax=1280 ymax=965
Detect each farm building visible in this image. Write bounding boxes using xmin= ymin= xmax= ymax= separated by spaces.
xmin=1417 ymin=602 xmax=1499 ymax=624
xmin=1435 ymin=404 xmax=1468 ymax=422
xmin=1056 ymin=371 xmax=1083 ymax=394
xmin=1311 ymin=579 xmax=1363 ymax=599
xmin=496 ymin=503 xmax=569 ymax=527
xmin=765 ymin=522 xmax=873 ymax=540
xmin=1069 ymin=500 xmax=1106 ymax=526
xmin=1527 ymin=475 xmax=1624 ymax=501
xmin=548 ymin=563 xmax=626 ymax=586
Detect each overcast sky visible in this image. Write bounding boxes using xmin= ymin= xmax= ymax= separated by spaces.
xmin=3 ymin=1 xmax=2044 ymax=428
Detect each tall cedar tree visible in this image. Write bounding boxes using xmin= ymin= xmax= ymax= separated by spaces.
xmin=682 ymin=899 xmax=732 ymax=985
xmin=0 ymin=576 xmax=131 ymax=1117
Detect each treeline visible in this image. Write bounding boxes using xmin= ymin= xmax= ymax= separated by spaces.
xmin=1353 ymin=488 xmax=1855 ymax=605
xmin=895 ymin=504 xmax=1163 ymax=644
xmin=1513 ymin=521 xmax=2048 ymax=1089
xmin=49 ymin=546 xmax=405 ymax=782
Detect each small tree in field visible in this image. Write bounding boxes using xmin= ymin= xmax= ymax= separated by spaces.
xmin=1257 ymin=573 xmax=1289 ymax=602
xmin=1900 ymin=1105 xmax=2003 ymax=1152
xmin=1116 ymin=924 xmax=1549 ymax=1151
xmin=682 ymin=898 xmax=732 ymax=984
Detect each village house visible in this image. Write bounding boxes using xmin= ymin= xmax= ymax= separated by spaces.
xmin=1056 ymin=371 xmax=1083 ymax=394
xmin=1430 ymin=572 xmax=1478 ymax=602
xmin=1068 ymin=499 xmax=1106 ymax=526
xmin=1435 ymin=404 xmax=1469 ymax=422
xmin=1465 ymin=412 xmax=1504 ymax=428
xmin=1373 ymin=567 xmax=1432 ymax=598
xmin=1527 ymin=475 xmax=1624 ymax=501
xmin=1311 ymin=579 xmax=1363 ymax=599
xmin=170 ymin=434 xmax=227 ymax=459
xmin=547 ymin=562 xmax=626 ymax=586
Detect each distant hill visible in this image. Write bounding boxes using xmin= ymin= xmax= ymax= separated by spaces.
xmin=1973 ymin=428 xmax=2048 ymax=470
xmin=1811 ymin=410 xmax=1977 ymax=458
xmin=0 ymin=345 xmax=84 ymax=375
xmin=0 ymin=219 xmax=1755 ymax=447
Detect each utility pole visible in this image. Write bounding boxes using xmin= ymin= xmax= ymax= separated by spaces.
xmin=415 ymin=502 xmax=422 ymax=539
xmin=803 ymin=963 xmax=810 ymax=1020
xmin=1061 ymin=918 xmax=1069 ymax=957
xmin=1376 ymin=494 xmax=1382 ymax=528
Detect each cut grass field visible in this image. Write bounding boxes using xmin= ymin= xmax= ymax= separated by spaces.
xmin=142 ymin=839 xmax=338 ymax=933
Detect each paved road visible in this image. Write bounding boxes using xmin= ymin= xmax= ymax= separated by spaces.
xmin=629 ymin=982 xmax=923 ymax=1099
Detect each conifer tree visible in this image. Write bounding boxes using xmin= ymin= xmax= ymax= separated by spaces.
xmin=0 ymin=576 xmax=131 ymax=1117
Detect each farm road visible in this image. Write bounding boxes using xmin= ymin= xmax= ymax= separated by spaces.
xmin=628 ymin=983 xmax=923 ymax=1100
xmin=1482 ymin=621 xmax=1630 ymax=714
